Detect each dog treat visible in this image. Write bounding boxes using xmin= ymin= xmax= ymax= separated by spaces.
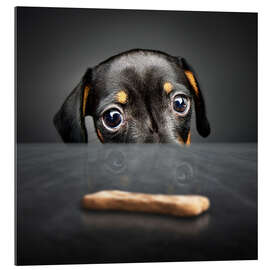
xmin=82 ymin=190 xmax=210 ymax=217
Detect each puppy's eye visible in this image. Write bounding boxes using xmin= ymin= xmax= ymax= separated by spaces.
xmin=102 ymin=108 xmax=123 ymax=130
xmin=173 ymin=95 xmax=190 ymax=115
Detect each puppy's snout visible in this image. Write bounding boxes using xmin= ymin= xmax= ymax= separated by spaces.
xmin=152 ymin=132 xmax=161 ymax=142
xmin=148 ymin=124 xmax=158 ymax=134
xmin=144 ymin=120 xmax=167 ymax=143
xmin=145 ymin=132 xmax=160 ymax=143
xmin=146 ymin=118 xmax=158 ymax=134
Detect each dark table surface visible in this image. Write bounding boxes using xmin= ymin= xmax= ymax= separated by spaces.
xmin=16 ymin=143 xmax=257 ymax=265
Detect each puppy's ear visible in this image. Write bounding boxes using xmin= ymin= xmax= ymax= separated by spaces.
xmin=53 ymin=68 xmax=93 ymax=143
xmin=178 ymin=58 xmax=211 ymax=137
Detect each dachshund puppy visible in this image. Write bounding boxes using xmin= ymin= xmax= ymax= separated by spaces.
xmin=54 ymin=49 xmax=210 ymax=144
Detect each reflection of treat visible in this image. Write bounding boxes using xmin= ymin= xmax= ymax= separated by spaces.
xmin=82 ymin=190 xmax=210 ymax=217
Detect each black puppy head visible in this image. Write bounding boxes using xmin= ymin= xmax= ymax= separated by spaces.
xmin=54 ymin=49 xmax=210 ymax=144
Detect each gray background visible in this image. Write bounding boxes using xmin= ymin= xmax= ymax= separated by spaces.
xmin=16 ymin=7 xmax=257 ymax=143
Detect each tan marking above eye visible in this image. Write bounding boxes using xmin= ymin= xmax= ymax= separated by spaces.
xmin=184 ymin=70 xmax=199 ymax=96
xmin=163 ymin=82 xmax=173 ymax=94
xmin=116 ymin=90 xmax=128 ymax=104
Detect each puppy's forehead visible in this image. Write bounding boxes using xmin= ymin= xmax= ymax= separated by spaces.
xmin=105 ymin=53 xmax=179 ymax=89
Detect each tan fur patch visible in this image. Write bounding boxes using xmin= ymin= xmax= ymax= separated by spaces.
xmin=97 ymin=129 xmax=104 ymax=143
xmin=178 ymin=132 xmax=191 ymax=146
xmin=83 ymin=86 xmax=90 ymax=116
xmin=184 ymin=70 xmax=199 ymax=96
xmin=178 ymin=136 xmax=184 ymax=145
xmin=116 ymin=90 xmax=128 ymax=104
xmin=186 ymin=131 xmax=191 ymax=145
xmin=163 ymin=82 xmax=173 ymax=94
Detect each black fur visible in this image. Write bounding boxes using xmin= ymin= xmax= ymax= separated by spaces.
xmin=54 ymin=49 xmax=210 ymax=143
xmin=179 ymin=57 xmax=211 ymax=137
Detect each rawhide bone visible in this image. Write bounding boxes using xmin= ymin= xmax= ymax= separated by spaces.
xmin=82 ymin=190 xmax=210 ymax=217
